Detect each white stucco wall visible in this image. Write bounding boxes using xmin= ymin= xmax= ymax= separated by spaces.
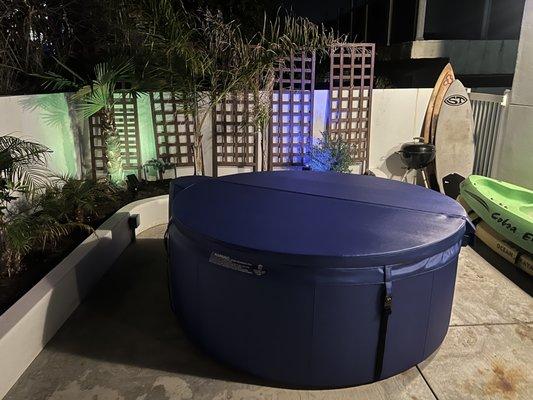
xmin=0 ymin=89 xmax=434 ymax=180
xmin=0 ymin=93 xmax=84 ymax=177
xmin=494 ymin=0 xmax=533 ymax=189
xmin=0 ymin=195 xmax=169 ymax=399
xmin=367 ymin=89 xmax=432 ymax=179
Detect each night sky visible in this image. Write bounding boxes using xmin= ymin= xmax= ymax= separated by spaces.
xmin=282 ymin=0 xmax=355 ymax=24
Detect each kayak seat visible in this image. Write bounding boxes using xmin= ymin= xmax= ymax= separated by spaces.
xmin=481 ymin=179 xmax=532 ymax=205
xmin=519 ymin=205 xmax=533 ymax=219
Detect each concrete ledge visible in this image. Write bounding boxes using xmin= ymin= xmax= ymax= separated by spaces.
xmin=0 ymin=195 xmax=169 ymax=399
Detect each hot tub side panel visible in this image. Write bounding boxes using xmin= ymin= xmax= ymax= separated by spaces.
xmin=310 ymin=245 xmax=460 ymax=385
xmin=168 ymin=225 xmax=317 ymax=385
xmin=310 ymin=282 xmax=382 ymax=385
xmin=423 ymin=254 xmax=459 ymax=358
xmin=380 ymin=253 xmax=459 ymax=379
xmin=168 ymin=224 xmax=461 ymax=388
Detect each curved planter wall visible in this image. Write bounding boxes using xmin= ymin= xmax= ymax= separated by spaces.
xmin=0 ymin=195 xmax=169 ymax=399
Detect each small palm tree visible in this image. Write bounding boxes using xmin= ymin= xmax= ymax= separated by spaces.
xmin=132 ymin=3 xmax=267 ymax=174
xmin=0 ymin=134 xmax=50 ymax=211
xmin=0 ymin=135 xmax=89 ymax=277
xmin=39 ymin=175 xmax=118 ymax=224
xmin=1 ymin=202 xmax=91 ymax=277
xmin=39 ymin=59 xmax=136 ymax=183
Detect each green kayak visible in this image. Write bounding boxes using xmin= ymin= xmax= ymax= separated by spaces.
xmin=460 ymin=175 xmax=533 ymax=253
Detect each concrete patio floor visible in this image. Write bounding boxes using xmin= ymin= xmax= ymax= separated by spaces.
xmin=5 ymin=225 xmax=533 ymax=400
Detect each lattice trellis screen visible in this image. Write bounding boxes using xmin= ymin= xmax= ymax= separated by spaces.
xmin=149 ymin=92 xmax=196 ymax=166
xmin=212 ymin=92 xmax=258 ymax=177
xmin=88 ymin=92 xmax=142 ymax=179
xmin=328 ymin=43 xmax=375 ymax=173
xmin=269 ymin=51 xmax=316 ymax=169
xmin=88 ymin=113 xmax=107 ymax=179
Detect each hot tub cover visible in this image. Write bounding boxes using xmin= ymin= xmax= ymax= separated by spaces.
xmin=171 ymin=171 xmax=471 ymax=268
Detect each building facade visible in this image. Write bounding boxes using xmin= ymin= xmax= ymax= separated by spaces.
xmin=341 ymin=0 xmax=526 ymax=88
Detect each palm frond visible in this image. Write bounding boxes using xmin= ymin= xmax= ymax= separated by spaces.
xmin=75 ymin=85 xmax=111 ymax=118
xmin=0 ymin=134 xmax=51 ymax=196
xmin=35 ymin=71 xmax=79 ymax=91
xmin=36 ymin=56 xmax=85 ymax=91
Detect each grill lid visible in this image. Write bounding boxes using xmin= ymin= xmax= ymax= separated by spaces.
xmin=400 ymin=137 xmax=435 ymax=154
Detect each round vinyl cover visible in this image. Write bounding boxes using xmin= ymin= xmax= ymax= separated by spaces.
xmin=171 ymin=171 xmax=469 ymax=268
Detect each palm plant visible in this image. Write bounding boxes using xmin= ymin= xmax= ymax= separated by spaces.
xmin=0 ymin=135 xmax=94 ymax=277
xmin=0 ymin=211 xmax=33 ymax=276
xmin=38 ymin=59 xmax=137 ymax=183
xmin=0 ymin=175 xmax=114 ymax=277
xmin=0 ymin=201 xmax=91 ymax=277
xmin=0 ymin=0 xmax=77 ymax=95
xmin=0 ymin=134 xmax=51 ymax=276
xmin=248 ymin=14 xmax=343 ymax=170
xmin=39 ymin=176 xmax=118 ymax=224
xmin=0 ymin=134 xmax=50 ymax=211
xmin=188 ymin=10 xmax=260 ymax=173
xmin=133 ymin=2 xmax=343 ymax=174
xmin=142 ymin=4 xmax=259 ymax=174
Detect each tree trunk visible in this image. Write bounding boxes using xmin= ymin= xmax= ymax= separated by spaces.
xmin=261 ymin=121 xmax=269 ymax=171
xmin=100 ymin=107 xmax=124 ymax=183
xmin=192 ymin=107 xmax=205 ymax=175
xmin=193 ymin=138 xmax=204 ymax=176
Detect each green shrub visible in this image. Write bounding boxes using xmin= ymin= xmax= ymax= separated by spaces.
xmin=0 ymin=137 xmax=119 ymax=276
xmin=306 ymin=132 xmax=352 ymax=173
xmin=1 ymin=202 xmax=91 ymax=277
xmin=39 ymin=176 xmax=119 ymax=224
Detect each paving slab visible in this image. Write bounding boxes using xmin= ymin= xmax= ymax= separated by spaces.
xmin=7 ymin=357 xmax=436 ymax=400
xmin=419 ymin=324 xmax=533 ymax=400
xmin=451 ymin=247 xmax=533 ymax=326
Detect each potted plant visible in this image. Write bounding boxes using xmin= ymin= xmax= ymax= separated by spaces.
xmin=143 ymin=158 xmax=173 ymax=181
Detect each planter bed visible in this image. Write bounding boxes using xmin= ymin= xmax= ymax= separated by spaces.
xmin=0 ymin=193 xmax=169 ymax=399
xmin=0 ymin=180 xmax=170 ymax=315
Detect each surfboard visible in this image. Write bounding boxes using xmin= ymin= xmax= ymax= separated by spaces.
xmin=421 ymin=63 xmax=455 ymax=144
xmin=434 ymin=79 xmax=475 ymax=194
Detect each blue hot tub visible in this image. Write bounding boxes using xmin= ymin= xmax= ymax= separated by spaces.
xmin=167 ymin=171 xmax=472 ymax=388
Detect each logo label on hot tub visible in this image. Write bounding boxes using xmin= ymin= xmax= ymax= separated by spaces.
xmin=209 ymin=252 xmax=266 ymax=276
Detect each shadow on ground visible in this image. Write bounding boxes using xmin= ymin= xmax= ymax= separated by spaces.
xmin=472 ymin=240 xmax=533 ymax=296
xmin=43 ymin=231 xmax=276 ymax=388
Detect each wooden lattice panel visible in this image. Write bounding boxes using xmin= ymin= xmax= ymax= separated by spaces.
xmin=88 ymin=92 xmax=142 ymax=179
xmin=149 ymin=92 xmax=195 ymax=166
xmin=269 ymin=51 xmax=316 ymax=168
xmin=113 ymin=92 xmax=142 ymax=172
xmin=328 ymin=43 xmax=375 ymax=173
xmin=88 ymin=114 xmax=107 ymax=179
xmin=212 ymin=92 xmax=258 ymax=177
